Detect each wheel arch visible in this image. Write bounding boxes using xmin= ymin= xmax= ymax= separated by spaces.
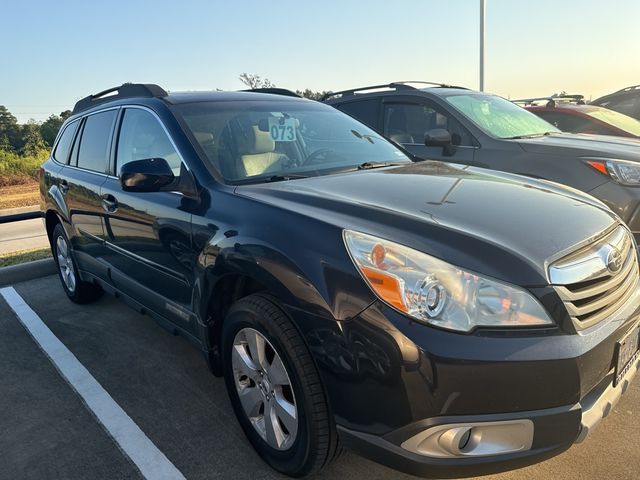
xmin=44 ymin=209 xmax=63 ymax=246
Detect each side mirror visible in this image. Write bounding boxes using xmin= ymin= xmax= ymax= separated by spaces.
xmin=120 ymin=158 xmax=175 ymax=192
xmin=424 ymin=128 xmax=452 ymax=147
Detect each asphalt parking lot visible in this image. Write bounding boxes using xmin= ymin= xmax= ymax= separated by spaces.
xmin=1 ymin=274 xmax=638 ymax=480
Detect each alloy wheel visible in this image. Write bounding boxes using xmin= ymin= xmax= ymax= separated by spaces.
xmin=56 ymin=235 xmax=76 ymax=293
xmin=232 ymin=327 xmax=298 ymax=450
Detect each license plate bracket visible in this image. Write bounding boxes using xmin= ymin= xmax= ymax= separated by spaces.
xmin=614 ymin=327 xmax=640 ymax=387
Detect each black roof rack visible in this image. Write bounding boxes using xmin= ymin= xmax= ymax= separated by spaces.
xmin=320 ymin=81 xmax=466 ymax=101
xmin=512 ymin=94 xmax=585 ymax=108
xmin=72 ymin=83 xmax=168 ymax=115
xmin=242 ymin=88 xmax=301 ymax=98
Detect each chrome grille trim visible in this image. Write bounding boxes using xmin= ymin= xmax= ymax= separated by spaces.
xmin=549 ymin=225 xmax=639 ymax=330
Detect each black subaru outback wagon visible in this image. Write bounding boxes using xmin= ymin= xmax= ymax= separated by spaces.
xmin=41 ymin=84 xmax=640 ymax=478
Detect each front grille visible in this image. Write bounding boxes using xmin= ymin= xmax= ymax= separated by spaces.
xmin=549 ymin=225 xmax=639 ymax=330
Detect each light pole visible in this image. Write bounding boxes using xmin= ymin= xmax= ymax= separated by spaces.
xmin=479 ymin=0 xmax=485 ymax=91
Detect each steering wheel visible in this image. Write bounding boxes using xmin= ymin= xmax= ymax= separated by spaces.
xmin=304 ymin=148 xmax=339 ymax=165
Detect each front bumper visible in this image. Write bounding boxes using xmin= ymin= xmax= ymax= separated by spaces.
xmin=299 ymin=292 xmax=640 ymax=478
xmin=336 ymin=351 xmax=639 ymax=478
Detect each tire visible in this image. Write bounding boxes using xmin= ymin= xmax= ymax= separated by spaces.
xmin=222 ymin=294 xmax=341 ymax=477
xmin=51 ymin=223 xmax=102 ymax=304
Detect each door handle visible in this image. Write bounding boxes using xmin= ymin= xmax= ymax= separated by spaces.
xmin=59 ymin=180 xmax=69 ymax=195
xmin=102 ymin=194 xmax=118 ymax=213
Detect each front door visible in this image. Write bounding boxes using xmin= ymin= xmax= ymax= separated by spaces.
xmin=100 ymin=107 xmax=195 ymax=328
xmin=382 ymin=99 xmax=477 ymax=165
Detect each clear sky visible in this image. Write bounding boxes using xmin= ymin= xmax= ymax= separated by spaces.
xmin=2 ymin=0 xmax=639 ymax=122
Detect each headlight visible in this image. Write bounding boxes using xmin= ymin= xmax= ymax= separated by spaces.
xmin=343 ymin=230 xmax=553 ymax=332
xmin=584 ymin=158 xmax=640 ymax=186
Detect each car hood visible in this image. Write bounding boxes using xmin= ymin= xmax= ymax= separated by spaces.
xmin=237 ymin=162 xmax=618 ymax=285
xmin=517 ymin=133 xmax=640 ymax=159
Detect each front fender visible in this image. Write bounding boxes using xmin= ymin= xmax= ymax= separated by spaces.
xmin=194 ymin=230 xmax=375 ymax=325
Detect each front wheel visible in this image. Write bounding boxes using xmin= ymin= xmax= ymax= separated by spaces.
xmin=222 ymin=294 xmax=341 ymax=477
xmin=52 ymin=223 xmax=102 ymax=304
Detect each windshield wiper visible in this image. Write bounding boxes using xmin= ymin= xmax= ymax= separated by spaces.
xmin=264 ymin=173 xmax=310 ymax=182
xmin=504 ymin=131 xmax=555 ymax=140
xmin=357 ymin=161 xmax=407 ymax=170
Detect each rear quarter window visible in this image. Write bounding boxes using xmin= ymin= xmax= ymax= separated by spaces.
xmin=53 ymin=120 xmax=79 ymax=164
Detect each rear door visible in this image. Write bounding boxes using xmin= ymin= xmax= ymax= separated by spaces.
xmin=100 ymin=107 xmax=195 ymax=328
xmin=381 ymin=97 xmax=477 ymax=164
xmin=58 ymin=109 xmax=118 ymax=279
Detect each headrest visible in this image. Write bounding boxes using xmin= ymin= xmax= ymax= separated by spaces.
xmin=247 ymin=126 xmax=275 ymax=154
xmin=193 ymin=132 xmax=214 ymax=144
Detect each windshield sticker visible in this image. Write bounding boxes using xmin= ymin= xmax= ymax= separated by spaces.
xmin=268 ymin=117 xmax=296 ymax=142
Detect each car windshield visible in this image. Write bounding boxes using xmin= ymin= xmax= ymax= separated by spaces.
xmin=586 ymin=108 xmax=640 ymax=136
xmin=444 ymin=94 xmax=561 ymax=139
xmin=173 ymin=100 xmax=411 ymax=183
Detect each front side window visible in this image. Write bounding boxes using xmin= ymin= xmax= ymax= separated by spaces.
xmin=445 ymin=94 xmax=560 ymax=139
xmin=174 ymin=101 xmax=410 ymax=183
xmin=383 ymin=103 xmax=473 ymax=146
xmin=53 ymin=120 xmax=79 ymax=164
xmin=116 ymin=109 xmax=181 ymax=176
xmin=77 ymin=110 xmax=117 ymax=172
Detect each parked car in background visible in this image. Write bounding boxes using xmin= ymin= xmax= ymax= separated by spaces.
xmin=323 ymin=82 xmax=640 ymax=241
xmin=593 ymin=85 xmax=640 ymax=120
xmin=42 ymin=83 xmax=640 ymax=478
xmin=515 ymin=95 xmax=640 ymax=139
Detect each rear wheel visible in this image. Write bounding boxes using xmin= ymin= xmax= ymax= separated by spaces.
xmin=222 ymin=294 xmax=341 ymax=477
xmin=52 ymin=223 xmax=102 ymax=304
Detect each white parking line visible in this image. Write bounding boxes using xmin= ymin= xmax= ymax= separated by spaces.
xmin=0 ymin=286 xmax=186 ymax=480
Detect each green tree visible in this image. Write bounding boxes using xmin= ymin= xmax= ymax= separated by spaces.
xmin=40 ymin=114 xmax=65 ymax=147
xmin=0 ymin=105 xmax=20 ymax=151
xmin=21 ymin=121 xmax=47 ymax=156
xmin=239 ymin=73 xmax=275 ymax=89
xmin=295 ymin=89 xmax=331 ymax=101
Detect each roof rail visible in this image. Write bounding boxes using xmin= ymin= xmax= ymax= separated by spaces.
xmin=242 ymin=88 xmax=301 ymax=98
xmin=614 ymin=84 xmax=640 ymax=94
xmin=72 ymin=83 xmax=168 ymax=115
xmin=513 ymin=94 xmax=585 ymax=107
xmin=320 ymin=81 xmax=466 ymax=101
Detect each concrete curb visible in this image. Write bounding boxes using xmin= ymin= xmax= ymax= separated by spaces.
xmin=0 ymin=205 xmax=40 ymax=217
xmin=0 ymin=258 xmax=57 ymax=287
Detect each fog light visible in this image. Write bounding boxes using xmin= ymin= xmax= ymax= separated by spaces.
xmin=401 ymin=419 xmax=534 ymax=458
xmin=458 ymin=427 xmax=472 ymax=450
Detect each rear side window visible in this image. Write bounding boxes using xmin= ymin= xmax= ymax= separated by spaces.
xmin=335 ymin=99 xmax=380 ymax=130
xmin=53 ymin=120 xmax=79 ymax=164
xmin=77 ymin=110 xmax=117 ymax=172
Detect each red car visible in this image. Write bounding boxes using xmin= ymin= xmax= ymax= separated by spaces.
xmin=515 ymin=95 xmax=640 ymax=138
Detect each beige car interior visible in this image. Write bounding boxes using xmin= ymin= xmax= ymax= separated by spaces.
xmin=239 ymin=126 xmax=288 ymax=177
